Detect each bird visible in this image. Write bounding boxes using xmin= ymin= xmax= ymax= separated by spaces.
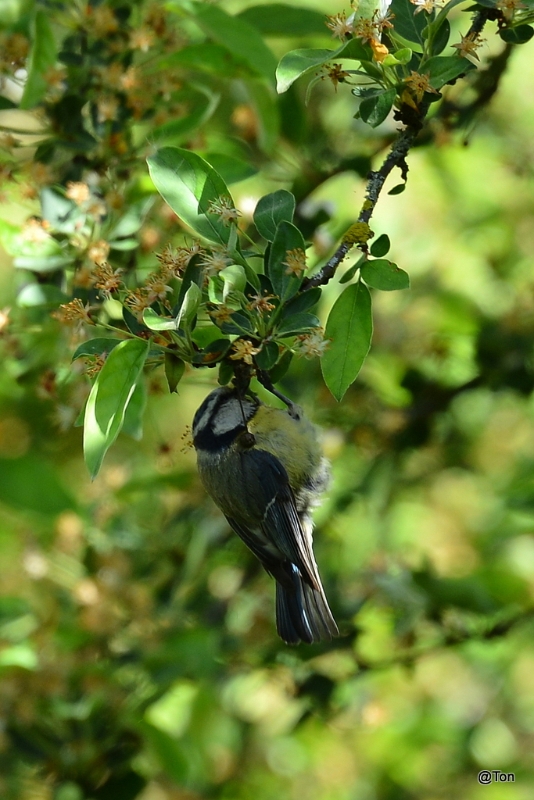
xmin=192 ymin=385 xmax=338 ymax=644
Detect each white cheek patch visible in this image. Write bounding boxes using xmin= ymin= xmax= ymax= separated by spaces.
xmin=193 ymin=389 xmax=257 ymax=439
xmin=211 ymin=397 xmax=256 ymax=436
xmin=193 ymin=393 xmax=221 ymax=436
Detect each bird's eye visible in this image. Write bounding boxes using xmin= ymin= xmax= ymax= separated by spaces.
xmin=240 ymin=431 xmax=256 ymax=448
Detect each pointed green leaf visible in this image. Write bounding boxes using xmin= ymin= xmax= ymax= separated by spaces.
xmin=361 ymin=259 xmax=410 ymax=291
xmin=425 ymin=55 xmax=476 ymax=89
xmin=143 ymin=309 xmax=179 ymax=331
xmin=122 ymin=381 xmax=147 ymax=440
xmin=370 ymin=234 xmax=391 ymax=258
xmin=72 ymin=338 xmax=121 ymax=361
xmin=322 ymin=282 xmax=373 ymax=401
xmin=165 ymin=353 xmax=186 ymax=393
xmin=192 ymin=2 xmax=278 ymax=85
xmin=390 ymin=0 xmax=426 ymax=46
xmin=254 ymin=190 xmax=296 ymax=241
xmin=359 ymin=88 xmax=396 ymax=128
xmin=277 ymin=312 xmax=320 ymax=336
xmin=83 ymin=339 xmax=149 ymax=479
xmin=276 ymin=39 xmax=368 ymax=93
xmin=268 ymin=221 xmax=305 ymax=302
xmin=147 ymin=147 xmax=233 ymax=245
xmin=20 ymin=10 xmax=57 ymax=109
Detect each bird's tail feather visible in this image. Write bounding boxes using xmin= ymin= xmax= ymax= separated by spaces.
xmin=276 ymin=565 xmax=338 ymax=645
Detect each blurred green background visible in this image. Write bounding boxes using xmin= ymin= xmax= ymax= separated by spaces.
xmin=1 ymin=1 xmax=534 ymax=798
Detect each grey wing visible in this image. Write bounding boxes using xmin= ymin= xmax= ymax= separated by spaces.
xmin=240 ymin=448 xmax=322 ymax=590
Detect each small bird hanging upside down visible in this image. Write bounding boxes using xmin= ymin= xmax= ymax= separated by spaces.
xmin=193 ymin=385 xmax=338 ymax=645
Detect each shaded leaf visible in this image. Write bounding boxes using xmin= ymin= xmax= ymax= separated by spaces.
xmin=238 ymin=4 xmax=327 ymax=37
xmin=499 ymin=25 xmax=534 ymax=44
xmin=254 ymin=190 xmax=296 ymax=241
xmin=84 ymin=339 xmax=149 ymax=479
xmin=276 ymin=39 xmax=368 ymax=93
xmin=254 ymin=341 xmax=280 ymax=370
xmin=192 ymin=2 xmax=277 ymax=85
xmin=390 ymin=0 xmax=426 ymax=46
xmin=361 ymin=259 xmax=410 ymax=291
xmin=204 ymin=152 xmax=257 ymax=184
xmin=165 ymin=353 xmax=185 ymax=393
xmin=17 ymin=283 xmax=68 ymax=308
xmin=360 ymin=88 xmax=396 ymax=127
xmin=268 ymin=220 xmax=305 ymax=302
xmin=370 ymin=234 xmax=391 ymax=258
xmin=0 ymin=455 xmax=75 ymax=515
xmin=72 ymin=338 xmax=121 ymax=361
xmin=425 ymin=55 xmax=476 ymax=89
xmin=277 ymin=312 xmax=320 ymax=336
xmin=20 ymin=10 xmax=57 ymax=109
xmin=322 ymin=282 xmax=373 ymax=401
xmin=147 ymin=147 xmax=233 ymax=245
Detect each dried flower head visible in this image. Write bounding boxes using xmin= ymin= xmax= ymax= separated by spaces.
xmin=97 ymin=95 xmax=119 ymax=123
xmin=88 ymin=240 xmax=110 ymax=265
xmin=208 ymin=196 xmax=240 ymax=226
xmin=229 ymin=339 xmax=260 ymax=365
xmin=283 ymin=248 xmax=307 ymax=277
xmin=496 ymin=0 xmax=526 ymax=20
xmin=208 ymin=305 xmax=234 ymax=325
xmin=405 ymin=71 xmax=438 ymax=103
xmin=410 ymin=0 xmax=441 ymax=13
xmin=324 ymin=63 xmax=351 ymax=91
xmin=124 ymin=289 xmax=151 ymax=320
xmin=66 ymin=182 xmax=91 ymax=205
xmin=199 ymin=248 xmax=231 ymax=277
xmin=326 ymin=12 xmax=354 ymax=40
xmin=247 ymin=293 xmax=276 ymax=314
xmin=84 ymin=353 xmax=107 ymax=378
xmin=452 ymin=33 xmax=484 ymax=61
xmin=296 ymin=328 xmax=330 ymax=359
xmin=20 ymin=219 xmax=51 ymax=244
xmin=129 ymin=27 xmax=156 ymax=51
xmin=370 ymin=38 xmax=389 ymax=62
xmin=93 ymin=262 xmax=123 ymax=298
xmin=145 ymin=271 xmax=173 ymax=303
xmin=53 ymin=299 xmax=93 ymax=326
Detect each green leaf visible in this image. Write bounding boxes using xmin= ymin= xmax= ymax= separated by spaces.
xmin=20 ymin=10 xmax=57 ymax=109
xmin=276 ymin=39 xmax=368 ymax=93
xmin=339 ymin=254 xmax=367 ymax=285
xmin=220 ymin=264 xmax=246 ymax=301
xmin=108 ymin=238 xmax=138 ymax=251
xmin=147 ymin=147 xmax=234 ymax=246
xmin=243 ymin=78 xmax=280 ymax=154
xmin=143 ymin=309 xmax=179 ymax=331
xmin=40 ymin=188 xmax=77 ymax=233
xmin=361 ymin=259 xmax=410 ymax=291
xmin=276 ymin=48 xmax=332 ymax=93
xmin=152 ymin=85 xmax=220 ymax=144
xmin=277 ymin=312 xmax=320 ymax=336
xmin=0 ymin=455 xmax=75 ymax=515
xmin=72 ymin=338 xmax=121 ymax=361
xmin=176 ymin=282 xmax=202 ymax=329
xmin=254 ymin=190 xmax=296 ymax=241
xmin=165 ymin=353 xmax=185 ymax=393
xmin=388 ymin=183 xmax=406 ymax=195
xmin=158 ymin=43 xmax=255 ymax=78
xmin=268 ymin=348 xmax=293 ymax=382
xmin=192 ymin=2 xmax=278 ymax=85
xmin=283 ymin=287 xmax=322 ymax=315
xmin=360 ymin=88 xmax=396 ymax=128
xmin=499 ymin=25 xmax=534 ymax=44
xmin=370 ymin=234 xmax=391 ymax=258
xmin=204 ymin=152 xmax=257 ymax=184
xmin=122 ymin=381 xmax=147 ymax=441
xmin=429 ymin=17 xmax=450 ymax=55
xmin=14 ymin=255 xmax=73 ymax=272
xmin=193 ymin=338 xmax=232 ymax=365
xmin=268 ymin=221 xmax=305 ymax=302
xmin=17 ymin=283 xmax=68 ymax=308
xmin=83 ymin=339 xmax=149 ymax=479
xmin=108 ymin=198 xmax=154 ymax=240
xmin=389 ymin=0 xmax=426 ymax=46
xmin=254 ymin=341 xmax=280 ymax=370
xmin=238 ymin=4 xmax=327 ymax=37
xmin=425 ymin=55 xmax=476 ymax=89
xmin=220 ymin=311 xmax=253 ymax=335
xmin=322 ymin=282 xmax=373 ymax=401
